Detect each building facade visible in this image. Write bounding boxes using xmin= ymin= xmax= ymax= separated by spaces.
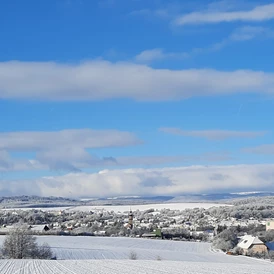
xmin=266 ymin=220 xmax=274 ymax=231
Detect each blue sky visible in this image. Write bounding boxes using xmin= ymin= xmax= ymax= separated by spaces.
xmin=1 ymin=0 xmax=274 ymax=198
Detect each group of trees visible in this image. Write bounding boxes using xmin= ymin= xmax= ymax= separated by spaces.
xmin=1 ymin=227 xmax=53 ymax=259
xmin=212 ymin=229 xmax=238 ymax=252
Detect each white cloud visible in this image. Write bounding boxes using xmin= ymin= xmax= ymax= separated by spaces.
xmin=0 ymin=129 xmax=232 ymax=172
xmin=159 ymin=128 xmax=266 ymax=140
xmin=174 ymin=4 xmax=274 ymax=25
xmin=0 ymin=151 xmax=231 ymax=172
xmin=209 ymin=26 xmax=274 ymax=51
xmin=112 ymin=153 xmax=232 ymax=167
xmin=0 ymin=150 xmax=13 ymax=170
xmin=135 ymin=26 xmax=274 ymax=63
xmin=2 ymin=164 xmax=274 ymax=198
xmin=135 ymin=49 xmax=166 ymax=63
xmin=135 ymin=49 xmax=188 ymax=63
xmin=181 ymin=25 xmax=274 ymax=58
xmin=244 ymin=144 xmax=274 ymax=154
xmin=0 ymin=129 xmax=140 ymax=172
xmin=0 ymin=129 xmax=140 ymax=151
xmin=1 ymin=61 xmax=274 ymax=101
xmin=229 ymin=26 xmax=274 ymax=41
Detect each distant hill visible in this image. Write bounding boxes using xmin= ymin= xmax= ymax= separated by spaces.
xmin=167 ymin=192 xmax=274 ymax=203
xmin=0 ymin=195 xmax=83 ymax=209
xmin=1 ymin=192 xmax=274 ymax=209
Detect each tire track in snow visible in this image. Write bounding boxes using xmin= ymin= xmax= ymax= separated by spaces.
xmin=12 ymin=261 xmax=31 ymax=274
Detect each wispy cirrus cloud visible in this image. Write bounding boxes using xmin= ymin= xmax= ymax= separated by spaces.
xmin=2 ymin=164 xmax=274 ymax=198
xmin=174 ymin=3 xmax=274 ymax=25
xmin=191 ymin=25 xmax=274 ymax=54
xmin=159 ymin=128 xmax=267 ymax=140
xmin=229 ymin=25 xmax=274 ymax=41
xmin=135 ymin=25 xmax=274 ymax=63
xmin=135 ymin=48 xmax=188 ymax=63
xmin=1 ymin=61 xmax=274 ymax=101
xmin=243 ymin=144 xmax=274 ymax=155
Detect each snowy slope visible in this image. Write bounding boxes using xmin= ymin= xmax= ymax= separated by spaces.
xmin=0 ymin=237 xmax=272 ymax=273
xmin=0 ymin=236 xmax=267 ymax=264
xmin=0 ymin=260 xmax=272 ymax=274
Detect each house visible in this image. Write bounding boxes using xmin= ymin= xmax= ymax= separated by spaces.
xmin=204 ymin=230 xmax=214 ymax=240
xmin=141 ymin=233 xmax=157 ymax=238
xmin=29 ymin=225 xmax=50 ymax=233
xmin=94 ymin=230 xmax=106 ymax=236
xmin=142 ymin=228 xmax=162 ymax=239
xmin=266 ymin=220 xmax=274 ymax=231
xmin=237 ymin=235 xmax=268 ymax=255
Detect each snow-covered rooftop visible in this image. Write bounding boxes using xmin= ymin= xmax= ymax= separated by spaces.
xmin=237 ymin=235 xmax=264 ymax=249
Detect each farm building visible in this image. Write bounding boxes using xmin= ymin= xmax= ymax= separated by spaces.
xmin=266 ymin=220 xmax=274 ymax=231
xmin=237 ymin=235 xmax=267 ymax=255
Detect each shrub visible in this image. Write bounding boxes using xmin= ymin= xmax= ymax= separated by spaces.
xmin=268 ymin=251 xmax=274 ymax=262
xmin=129 ymin=250 xmax=138 ymax=260
xmin=233 ymin=247 xmax=244 ymax=255
xmin=2 ymin=227 xmax=53 ymax=259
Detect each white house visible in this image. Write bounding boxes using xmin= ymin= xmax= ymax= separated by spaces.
xmin=237 ymin=235 xmax=267 ymax=255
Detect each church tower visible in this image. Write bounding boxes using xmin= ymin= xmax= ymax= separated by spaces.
xmin=128 ymin=209 xmax=133 ymax=229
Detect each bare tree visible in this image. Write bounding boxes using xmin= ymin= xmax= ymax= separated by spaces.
xmin=2 ymin=227 xmax=53 ymax=259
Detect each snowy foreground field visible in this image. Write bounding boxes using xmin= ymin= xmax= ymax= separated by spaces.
xmin=0 ymin=259 xmax=273 ymax=274
xmin=0 ymin=236 xmax=272 ymax=273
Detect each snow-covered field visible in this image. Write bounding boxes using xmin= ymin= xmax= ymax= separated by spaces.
xmin=2 ymin=202 xmax=230 ymax=213
xmin=0 ymin=236 xmax=264 ymax=263
xmin=0 ymin=237 xmax=272 ymax=273
xmin=0 ymin=260 xmax=272 ymax=274
xmin=2 ymin=207 xmax=71 ymax=212
xmin=68 ymin=202 xmax=229 ymax=213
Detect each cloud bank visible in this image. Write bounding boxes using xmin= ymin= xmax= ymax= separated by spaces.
xmin=0 ymin=129 xmax=232 ymax=172
xmin=0 ymin=129 xmax=141 ymax=172
xmin=2 ymin=164 xmax=274 ymax=198
xmin=0 ymin=61 xmax=274 ymax=101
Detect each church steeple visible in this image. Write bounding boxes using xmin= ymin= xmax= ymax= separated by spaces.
xmin=128 ymin=208 xmax=133 ymax=229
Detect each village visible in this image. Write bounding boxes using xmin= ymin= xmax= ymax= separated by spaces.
xmin=0 ymin=202 xmax=273 ymax=260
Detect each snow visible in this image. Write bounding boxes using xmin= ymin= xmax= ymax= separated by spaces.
xmin=0 ymin=237 xmax=272 ymax=273
xmin=0 ymin=259 xmax=272 ymax=274
xmin=2 ymin=207 xmax=71 ymax=212
xmin=2 ymin=202 xmax=230 ymax=213
xmin=238 ymin=235 xmax=264 ymax=249
xmin=0 ymin=236 xmax=265 ymax=263
xmin=68 ymin=202 xmax=229 ymax=213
